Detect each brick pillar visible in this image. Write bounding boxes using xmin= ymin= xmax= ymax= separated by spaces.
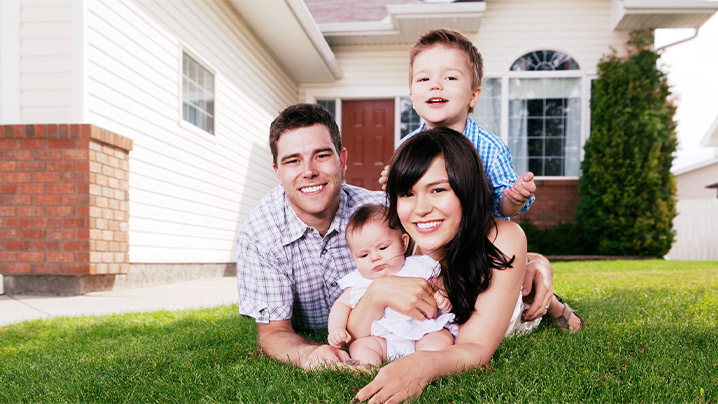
xmin=520 ymin=179 xmax=580 ymax=228
xmin=1 ymin=124 xmax=132 ymax=295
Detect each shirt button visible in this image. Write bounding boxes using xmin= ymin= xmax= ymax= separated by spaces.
xmin=320 ymin=249 xmax=327 ymax=256
xmin=330 ymin=281 xmax=337 ymax=287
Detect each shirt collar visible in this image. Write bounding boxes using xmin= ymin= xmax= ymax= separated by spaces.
xmin=280 ymin=186 xmax=346 ymax=245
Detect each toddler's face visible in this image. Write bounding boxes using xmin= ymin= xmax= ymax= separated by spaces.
xmin=347 ymin=220 xmax=409 ymax=279
xmin=410 ymin=45 xmax=480 ymax=131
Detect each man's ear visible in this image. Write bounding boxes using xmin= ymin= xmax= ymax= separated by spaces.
xmin=401 ymin=233 xmax=410 ymax=253
xmin=273 ymin=164 xmax=282 ymax=185
xmin=469 ymin=87 xmax=481 ymax=109
xmin=339 ymin=147 xmax=348 ymax=177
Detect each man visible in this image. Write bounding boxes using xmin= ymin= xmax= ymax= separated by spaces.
xmin=237 ymin=103 xmax=554 ymax=369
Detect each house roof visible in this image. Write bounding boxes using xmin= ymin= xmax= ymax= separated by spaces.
xmin=227 ymin=0 xmax=341 ymax=83
xmin=701 ymin=115 xmax=718 ymax=147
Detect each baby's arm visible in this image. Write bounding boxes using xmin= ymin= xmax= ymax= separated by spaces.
xmin=327 ymin=289 xmax=353 ymax=348
xmin=499 ymin=172 xmax=536 ymax=217
xmin=428 ymin=276 xmax=452 ymax=313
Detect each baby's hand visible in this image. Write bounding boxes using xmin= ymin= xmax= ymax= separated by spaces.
xmin=328 ymin=328 xmax=351 ymax=348
xmin=434 ymin=290 xmax=453 ymax=313
xmin=503 ymin=172 xmax=536 ymax=206
xmin=378 ymin=165 xmax=390 ymax=191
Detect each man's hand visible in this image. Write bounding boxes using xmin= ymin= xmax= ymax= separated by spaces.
xmin=328 ymin=327 xmax=351 ymax=349
xmin=302 ymin=344 xmax=352 ymax=370
xmin=257 ymin=320 xmax=350 ymax=370
xmin=378 ymin=165 xmax=390 ymax=191
xmin=521 ymin=252 xmax=554 ymax=321
xmin=502 ymin=172 xmax=536 ymax=207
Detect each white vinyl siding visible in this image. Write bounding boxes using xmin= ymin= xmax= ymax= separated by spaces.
xmin=18 ymin=0 xmax=73 ymax=122
xmin=86 ymin=0 xmax=297 ymax=263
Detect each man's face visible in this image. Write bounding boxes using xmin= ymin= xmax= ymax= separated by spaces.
xmin=273 ymin=124 xmax=347 ymax=232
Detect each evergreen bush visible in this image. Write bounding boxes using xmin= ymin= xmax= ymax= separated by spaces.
xmin=519 ymin=218 xmax=589 ymax=256
xmin=576 ymin=31 xmax=677 ymax=256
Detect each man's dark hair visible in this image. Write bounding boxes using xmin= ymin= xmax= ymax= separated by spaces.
xmin=269 ymin=103 xmax=341 ymax=165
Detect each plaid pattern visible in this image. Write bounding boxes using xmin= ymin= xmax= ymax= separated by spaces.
xmin=404 ymin=118 xmax=534 ymax=219
xmin=236 ymin=184 xmax=385 ymax=331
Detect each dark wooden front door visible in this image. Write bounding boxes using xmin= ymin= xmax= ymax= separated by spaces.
xmin=342 ymin=99 xmax=395 ymax=190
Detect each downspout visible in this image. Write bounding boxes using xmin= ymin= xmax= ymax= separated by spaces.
xmin=656 ymin=28 xmax=699 ymax=52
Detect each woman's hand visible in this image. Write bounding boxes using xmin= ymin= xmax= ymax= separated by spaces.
xmin=354 ymin=352 xmax=434 ymax=403
xmin=347 ymin=276 xmax=438 ymax=339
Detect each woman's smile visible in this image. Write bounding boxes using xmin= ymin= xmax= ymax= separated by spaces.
xmin=397 ymin=156 xmax=462 ymax=260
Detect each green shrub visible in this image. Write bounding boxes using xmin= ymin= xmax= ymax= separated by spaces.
xmin=519 ymin=218 xmax=589 ymax=256
xmin=576 ymin=31 xmax=677 ymax=257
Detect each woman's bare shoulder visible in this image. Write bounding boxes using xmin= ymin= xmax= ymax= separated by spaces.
xmin=489 ymin=218 xmax=526 ymax=249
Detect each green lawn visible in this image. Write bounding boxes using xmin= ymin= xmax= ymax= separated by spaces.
xmin=1 ymin=260 xmax=716 ymax=403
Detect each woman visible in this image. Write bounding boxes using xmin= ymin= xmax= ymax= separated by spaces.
xmin=352 ymin=127 xmax=582 ymax=403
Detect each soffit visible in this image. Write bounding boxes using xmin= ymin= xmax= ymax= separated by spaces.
xmin=227 ymin=0 xmax=341 ymax=83
xmin=320 ymin=2 xmax=486 ymax=46
xmin=612 ymin=0 xmax=718 ymax=30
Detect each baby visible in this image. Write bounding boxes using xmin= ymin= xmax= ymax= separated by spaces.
xmin=327 ymin=204 xmax=456 ymax=366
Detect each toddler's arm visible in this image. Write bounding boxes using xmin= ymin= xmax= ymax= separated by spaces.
xmin=499 ymin=172 xmax=536 ymax=217
xmin=327 ymin=289 xmax=353 ymax=348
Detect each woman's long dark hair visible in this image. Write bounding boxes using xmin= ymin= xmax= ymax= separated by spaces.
xmin=386 ymin=128 xmax=515 ymax=324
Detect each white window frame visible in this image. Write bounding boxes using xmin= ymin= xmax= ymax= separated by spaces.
xmin=179 ymin=47 xmax=216 ymax=137
xmin=502 ymin=62 xmax=587 ymax=179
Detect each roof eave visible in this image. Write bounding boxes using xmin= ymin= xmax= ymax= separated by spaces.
xmin=612 ymin=0 xmax=718 ymax=31
xmin=321 ymin=2 xmax=487 ymax=46
xmin=700 ymin=115 xmax=718 ymax=147
xmin=228 ymin=0 xmax=341 ymax=84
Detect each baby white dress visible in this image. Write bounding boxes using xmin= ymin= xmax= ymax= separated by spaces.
xmin=338 ymin=255 xmax=458 ymax=360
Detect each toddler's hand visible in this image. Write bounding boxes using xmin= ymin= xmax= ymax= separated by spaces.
xmin=378 ymin=165 xmax=390 ymax=191
xmin=503 ymin=172 xmax=536 ymax=206
xmin=434 ymin=290 xmax=452 ymax=313
xmin=328 ymin=328 xmax=351 ymax=348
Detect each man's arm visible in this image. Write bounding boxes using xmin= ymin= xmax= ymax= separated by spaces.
xmin=521 ymin=252 xmax=554 ymax=321
xmin=257 ymin=320 xmax=350 ymax=370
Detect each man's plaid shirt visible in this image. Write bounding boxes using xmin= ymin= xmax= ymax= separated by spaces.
xmin=236 ymin=184 xmax=385 ymax=331
xmin=403 ymin=118 xmax=534 ymax=219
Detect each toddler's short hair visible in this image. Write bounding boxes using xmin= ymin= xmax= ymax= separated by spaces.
xmin=409 ymin=28 xmax=483 ymax=112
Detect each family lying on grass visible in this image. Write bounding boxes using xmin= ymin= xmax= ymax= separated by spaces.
xmin=237 ymin=29 xmax=584 ymax=403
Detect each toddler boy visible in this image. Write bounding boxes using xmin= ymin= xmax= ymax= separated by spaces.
xmin=382 ymin=28 xmax=535 ymax=219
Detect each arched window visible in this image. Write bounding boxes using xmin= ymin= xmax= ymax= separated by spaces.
xmin=507 ymin=50 xmax=583 ymax=177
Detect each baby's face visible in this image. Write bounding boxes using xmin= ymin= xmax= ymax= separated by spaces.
xmin=347 ymin=220 xmax=409 ymax=280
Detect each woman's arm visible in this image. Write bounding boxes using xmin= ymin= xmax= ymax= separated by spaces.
xmin=345 ymin=276 xmax=438 ymax=339
xmin=355 ymin=220 xmax=527 ymax=403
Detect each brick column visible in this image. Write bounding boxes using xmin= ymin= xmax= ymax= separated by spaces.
xmin=1 ymin=124 xmax=132 ymax=295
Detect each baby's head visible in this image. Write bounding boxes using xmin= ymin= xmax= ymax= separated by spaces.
xmin=346 ymin=204 xmax=410 ymax=280
xmin=409 ymin=28 xmax=483 ymax=115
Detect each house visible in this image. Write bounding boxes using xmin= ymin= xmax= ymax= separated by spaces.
xmin=1 ymin=0 xmax=717 ymax=295
xmin=667 ymin=115 xmax=718 ymax=260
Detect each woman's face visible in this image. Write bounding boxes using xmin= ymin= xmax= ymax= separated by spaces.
xmin=396 ymin=155 xmax=462 ymax=260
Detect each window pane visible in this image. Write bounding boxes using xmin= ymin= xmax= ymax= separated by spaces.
xmin=508 ymin=77 xmax=581 ymax=177
xmin=317 ymin=99 xmax=336 ymax=117
xmin=400 ymin=97 xmax=421 ymax=139
xmin=471 ymin=78 xmax=501 ymax=136
xmin=182 ymin=52 xmax=215 ymax=135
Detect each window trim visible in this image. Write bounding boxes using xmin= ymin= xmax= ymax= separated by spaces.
xmin=178 ymin=46 xmax=217 ymax=138
xmin=502 ymin=49 xmax=587 ymax=179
